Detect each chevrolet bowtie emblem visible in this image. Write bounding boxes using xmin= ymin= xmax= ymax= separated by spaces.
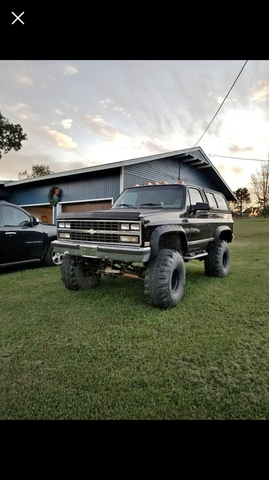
xmin=88 ymin=229 xmax=96 ymax=234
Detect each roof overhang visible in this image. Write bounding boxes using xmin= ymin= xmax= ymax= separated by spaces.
xmin=3 ymin=146 xmax=237 ymax=201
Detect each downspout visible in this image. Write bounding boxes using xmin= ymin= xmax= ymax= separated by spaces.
xmin=120 ymin=166 xmax=124 ymax=193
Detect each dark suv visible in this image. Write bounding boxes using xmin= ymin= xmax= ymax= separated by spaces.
xmin=52 ymin=181 xmax=234 ymax=309
xmin=0 ymin=200 xmax=63 ymax=269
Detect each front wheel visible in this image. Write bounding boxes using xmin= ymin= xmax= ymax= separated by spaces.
xmin=144 ymin=248 xmax=186 ymax=309
xmin=44 ymin=243 xmax=63 ymax=266
xmin=61 ymin=256 xmax=101 ymax=290
xmin=204 ymin=240 xmax=230 ymax=277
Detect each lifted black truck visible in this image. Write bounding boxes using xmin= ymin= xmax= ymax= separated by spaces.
xmin=52 ymin=181 xmax=234 ymax=309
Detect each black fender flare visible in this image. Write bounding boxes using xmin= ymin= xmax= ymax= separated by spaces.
xmin=212 ymin=226 xmax=234 ymax=247
xmin=150 ymin=225 xmax=188 ymax=259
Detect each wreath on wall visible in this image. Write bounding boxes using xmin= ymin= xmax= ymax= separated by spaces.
xmin=48 ymin=186 xmax=61 ymax=207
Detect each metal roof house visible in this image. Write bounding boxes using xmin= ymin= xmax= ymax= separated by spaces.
xmin=1 ymin=146 xmax=236 ymax=224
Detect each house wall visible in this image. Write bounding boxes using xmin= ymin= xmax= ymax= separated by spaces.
xmin=0 ymin=185 xmax=11 ymax=200
xmin=124 ymin=158 xmax=179 ymax=186
xmin=124 ymin=158 xmax=216 ymax=190
xmin=8 ymin=170 xmax=121 ymax=206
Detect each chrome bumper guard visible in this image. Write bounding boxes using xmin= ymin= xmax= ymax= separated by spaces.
xmin=52 ymin=240 xmax=151 ymax=263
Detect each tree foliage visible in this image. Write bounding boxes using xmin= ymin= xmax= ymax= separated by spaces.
xmin=0 ymin=111 xmax=27 ymax=160
xmin=18 ymin=164 xmax=55 ymax=179
xmin=250 ymin=163 xmax=269 ymax=217
xmin=232 ymin=187 xmax=251 ymax=216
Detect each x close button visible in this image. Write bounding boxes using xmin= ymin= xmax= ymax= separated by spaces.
xmin=11 ymin=11 xmax=25 ymax=24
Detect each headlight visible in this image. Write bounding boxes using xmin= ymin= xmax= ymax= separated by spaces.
xmin=58 ymin=232 xmax=71 ymax=239
xmin=130 ymin=224 xmax=139 ymax=231
xmin=120 ymin=223 xmax=129 ymax=230
xmin=58 ymin=222 xmax=71 ymax=228
xmin=120 ymin=235 xmax=139 ymax=243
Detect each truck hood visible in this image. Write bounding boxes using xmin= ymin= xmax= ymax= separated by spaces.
xmin=57 ymin=207 xmax=184 ymax=224
xmin=57 ymin=207 xmax=163 ymax=221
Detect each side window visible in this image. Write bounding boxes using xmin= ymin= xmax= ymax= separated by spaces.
xmin=188 ymin=188 xmax=203 ymax=206
xmin=2 ymin=205 xmax=30 ymax=227
xmin=214 ymin=193 xmax=228 ymax=210
xmin=205 ymin=191 xmax=218 ymax=209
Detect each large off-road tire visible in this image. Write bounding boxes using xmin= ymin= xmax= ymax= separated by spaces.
xmin=144 ymin=248 xmax=186 ymax=309
xmin=44 ymin=243 xmax=63 ymax=266
xmin=204 ymin=240 xmax=230 ymax=277
xmin=61 ymin=255 xmax=101 ymax=290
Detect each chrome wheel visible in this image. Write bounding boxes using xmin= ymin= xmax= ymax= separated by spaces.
xmin=52 ymin=249 xmax=63 ymax=265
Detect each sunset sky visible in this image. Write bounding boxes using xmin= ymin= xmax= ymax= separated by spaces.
xmin=0 ymin=60 xmax=268 ymax=192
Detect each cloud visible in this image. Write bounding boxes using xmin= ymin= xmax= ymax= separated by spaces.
xmin=17 ymin=113 xmax=29 ymax=120
xmin=63 ymin=64 xmax=78 ymax=76
xmin=7 ymin=102 xmax=28 ymax=111
xmin=251 ymin=81 xmax=269 ymax=101
xmin=229 ymin=144 xmax=254 ymax=155
xmin=140 ymin=139 xmax=169 ymax=154
xmin=13 ymin=75 xmax=34 ymax=86
xmin=100 ymin=98 xmax=112 ymax=108
xmin=44 ymin=126 xmax=77 ymax=148
xmin=114 ymin=106 xmax=131 ymax=117
xmin=100 ymin=98 xmax=131 ymax=117
xmin=60 ymin=118 xmax=73 ymax=129
xmin=54 ymin=109 xmax=63 ymax=115
xmin=86 ymin=115 xmax=121 ymax=141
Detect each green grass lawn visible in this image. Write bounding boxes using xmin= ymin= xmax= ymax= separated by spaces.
xmin=1 ymin=218 xmax=269 ymax=419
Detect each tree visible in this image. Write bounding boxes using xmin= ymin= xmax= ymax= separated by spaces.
xmin=232 ymin=187 xmax=251 ymax=216
xmin=250 ymin=163 xmax=269 ymax=217
xmin=18 ymin=164 xmax=55 ymax=179
xmin=0 ymin=111 xmax=27 ymax=159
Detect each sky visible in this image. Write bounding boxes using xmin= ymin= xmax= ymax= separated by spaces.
xmin=0 ymin=60 xmax=269 ymax=193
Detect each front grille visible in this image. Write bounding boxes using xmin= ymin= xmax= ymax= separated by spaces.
xmin=70 ymin=232 xmax=120 ymax=243
xmin=59 ymin=219 xmax=142 ymax=245
xmin=70 ymin=220 xmax=119 ymax=231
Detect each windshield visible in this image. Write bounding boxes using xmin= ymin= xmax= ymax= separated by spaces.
xmin=112 ymin=185 xmax=185 ymax=209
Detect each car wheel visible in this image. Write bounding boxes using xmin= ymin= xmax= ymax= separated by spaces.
xmin=44 ymin=243 xmax=63 ymax=266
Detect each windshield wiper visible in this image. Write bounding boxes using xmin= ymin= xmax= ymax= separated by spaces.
xmin=140 ymin=202 xmax=166 ymax=208
xmin=117 ymin=203 xmax=136 ymax=208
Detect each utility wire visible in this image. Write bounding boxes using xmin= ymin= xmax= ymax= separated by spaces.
xmin=194 ymin=60 xmax=249 ymax=147
xmin=208 ymin=154 xmax=266 ymax=162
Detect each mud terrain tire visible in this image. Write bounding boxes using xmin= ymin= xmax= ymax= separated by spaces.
xmin=61 ymin=255 xmax=101 ymax=290
xmin=204 ymin=240 xmax=230 ymax=277
xmin=144 ymin=248 xmax=186 ymax=309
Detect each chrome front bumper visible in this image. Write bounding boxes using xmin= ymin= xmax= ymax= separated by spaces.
xmin=51 ymin=240 xmax=151 ymax=263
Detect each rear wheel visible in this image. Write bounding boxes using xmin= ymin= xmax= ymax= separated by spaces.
xmin=204 ymin=240 xmax=230 ymax=277
xmin=144 ymin=248 xmax=186 ymax=309
xmin=61 ymin=255 xmax=101 ymax=290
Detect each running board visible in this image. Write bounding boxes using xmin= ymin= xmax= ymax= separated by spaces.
xmin=183 ymin=252 xmax=208 ymax=260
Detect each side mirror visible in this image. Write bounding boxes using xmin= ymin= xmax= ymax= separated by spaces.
xmin=195 ymin=202 xmax=210 ymax=211
xmin=189 ymin=202 xmax=210 ymax=214
xmin=31 ymin=216 xmax=40 ymax=226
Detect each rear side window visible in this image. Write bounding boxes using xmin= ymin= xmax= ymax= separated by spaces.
xmin=214 ymin=193 xmax=228 ymax=210
xmin=205 ymin=192 xmax=218 ymax=209
xmin=205 ymin=191 xmax=228 ymax=210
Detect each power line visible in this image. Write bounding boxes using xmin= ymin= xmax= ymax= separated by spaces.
xmin=208 ymin=154 xmax=267 ymax=162
xmin=194 ymin=60 xmax=249 ymax=147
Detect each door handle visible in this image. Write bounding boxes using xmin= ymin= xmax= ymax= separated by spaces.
xmin=5 ymin=231 xmax=17 ymax=235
